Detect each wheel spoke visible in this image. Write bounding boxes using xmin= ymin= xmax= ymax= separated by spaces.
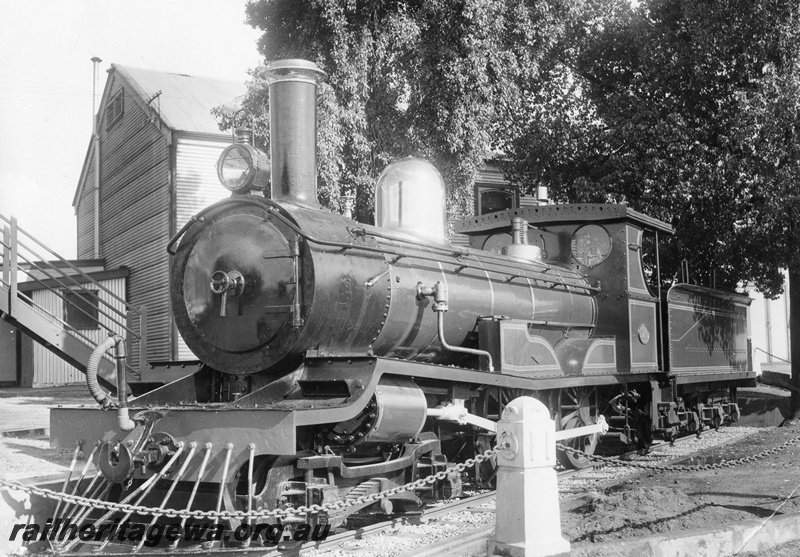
xmin=561 ymin=410 xmax=579 ymax=424
xmin=556 ymin=387 xmax=600 ymax=470
xmin=565 ymin=390 xmax=579 ymax=405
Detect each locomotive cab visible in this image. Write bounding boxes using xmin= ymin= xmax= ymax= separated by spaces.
xmin=454 ymin=203 xmax=671 ymax=375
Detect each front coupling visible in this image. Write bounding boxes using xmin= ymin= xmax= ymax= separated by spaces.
xmin=99 ymin=432 xmax=180 ymax=483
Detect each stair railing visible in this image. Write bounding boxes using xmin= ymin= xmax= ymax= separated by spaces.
xmin=1 ymin=214 xmax=147 ymax=381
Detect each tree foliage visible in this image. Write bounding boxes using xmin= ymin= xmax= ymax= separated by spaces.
xmin=218 ymin=0 xmax=576 ymax=223
xmin=222 ymin=0 xmax=800 ymax=298
xmin=504 ymin=0 xmax=800 ymax=297
xmin=501 ymin=0 xmax=800 ymax=412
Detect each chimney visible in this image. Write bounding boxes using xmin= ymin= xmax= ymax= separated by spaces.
xmin=259 ymin=59 xmax=326 ymax=207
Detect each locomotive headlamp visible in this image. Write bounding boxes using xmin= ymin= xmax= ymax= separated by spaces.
xmin=216 ymin=142 xmax=270 ymax=192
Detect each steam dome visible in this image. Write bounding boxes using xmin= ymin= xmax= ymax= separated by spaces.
xmin=374 ymin=157 xmax=447 ymax=244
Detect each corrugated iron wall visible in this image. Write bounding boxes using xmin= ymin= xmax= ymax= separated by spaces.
xmin=97 ymin=74 xmax=171 ymax=369
xmin=174 ymin=136 xmax=230 ymax=360
xmin=30 ymin=277 xmax=127 ymax=387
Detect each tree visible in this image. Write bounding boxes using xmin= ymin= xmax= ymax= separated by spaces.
xmin=732 ymin=65 xmax=800 ymax=416
xmin=217 ymin=0 xmax=576 ymax=223
xmin=505 ymin=0 xmax=800 ymax=414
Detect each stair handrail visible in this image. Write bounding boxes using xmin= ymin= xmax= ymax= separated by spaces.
xmin=9 ymin=239 xmax=147 ymax=379
xmin=0 ymin=213 xmax=142 ymax=317
xmin=14 ymin=247 xmax=139 ymax=340
xmin=2 ymin=214 xmax=148 ymax=380
xmin=15 ymin=288 xmax=115 ymax=362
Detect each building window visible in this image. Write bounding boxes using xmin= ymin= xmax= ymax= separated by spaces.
xmin=64 ymin=290 xmax=100 ymax=330
xmin=476 ymin=185 xmax=515 ymax=215
xmin=106 ymin=90 xmax=124 ymax=130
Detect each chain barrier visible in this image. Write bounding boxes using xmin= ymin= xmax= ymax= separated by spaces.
xmin=557 ymin=433 xmax=800 ymax=473
xmin=0 ymin=446 xmax=502 ymax=521
xmin=754 ymin=347 xmax=791 ymax=364
xmin=13 ymin=430 xmax=798 ymax=523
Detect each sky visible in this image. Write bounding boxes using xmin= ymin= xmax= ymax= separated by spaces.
xmin=0 ymin=0 xmax=262 ymax=258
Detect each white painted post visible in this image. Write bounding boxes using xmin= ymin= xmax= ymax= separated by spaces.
xmin=488 ymin=396 xmax=572 ymax=557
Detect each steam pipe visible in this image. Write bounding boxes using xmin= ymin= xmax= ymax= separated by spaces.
xmin=418 ymin=281 xmax=495 ymax=371
xmin=113 ymin=335 xmax=133 ymax=431
xmin=86 ymin=334 xmax=135 ymax=431
xmin=86 ymin=336 xmax=116 ymax=409
xmin=437 ymin=312 xmax=495 ymax=372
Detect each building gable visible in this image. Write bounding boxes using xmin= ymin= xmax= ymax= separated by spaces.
xmin=71 ymin=65 xmax=246 ymax=365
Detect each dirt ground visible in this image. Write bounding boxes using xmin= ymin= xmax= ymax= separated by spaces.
xmin=0 ymin=385 xmax=94 ymax=480
xmin=565 ymin=384 xmax=800 ymax=556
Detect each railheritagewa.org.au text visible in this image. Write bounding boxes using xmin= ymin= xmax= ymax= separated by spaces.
xmin=10 ymin=518 xmax=330 ymax=546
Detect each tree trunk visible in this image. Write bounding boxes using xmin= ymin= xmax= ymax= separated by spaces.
xmin=790 ymin=267 xmax=800 ymax=419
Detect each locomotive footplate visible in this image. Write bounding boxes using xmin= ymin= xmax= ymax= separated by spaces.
xmin=50 ymin=406 xmax=296 ymax=482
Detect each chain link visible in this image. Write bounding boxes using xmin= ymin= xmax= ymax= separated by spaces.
xmin=557 ymin=433 xmax=800 ymax=472
xmin=0 ymin=446 xmax=502 ymax=521
xmin=753 ymin=347 xmax=791 ymax=364
xmin=8 ymin=434 xmax=798 ymax=520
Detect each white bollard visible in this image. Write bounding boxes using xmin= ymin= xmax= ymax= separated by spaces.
xmin=488 ymin=396 xmax=571 ymax=557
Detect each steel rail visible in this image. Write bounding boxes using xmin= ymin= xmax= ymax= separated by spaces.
xmin=57 ymin=491 xmax=498 ymax=557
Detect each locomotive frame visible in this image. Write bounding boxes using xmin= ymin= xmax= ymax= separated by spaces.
xmin=45 ymin=58 xmax=755 ymax=548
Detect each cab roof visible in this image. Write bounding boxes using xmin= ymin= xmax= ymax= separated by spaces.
xmin=453 ymin=203 xmax=674 ymax=235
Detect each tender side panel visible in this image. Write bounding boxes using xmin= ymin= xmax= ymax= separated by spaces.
xmin=667 ymin=284 xmax=751 ymax=374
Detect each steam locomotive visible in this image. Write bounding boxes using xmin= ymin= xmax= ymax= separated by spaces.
xmin=49 ymin=59 xmax=755 ymax=542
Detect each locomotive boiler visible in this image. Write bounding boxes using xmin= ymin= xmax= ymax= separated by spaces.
xmin=45 ymin=58 xmax=756 ymax=549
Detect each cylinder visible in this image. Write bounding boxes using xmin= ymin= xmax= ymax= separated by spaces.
xmin=362 ymin=377 xmax=427 ymax=443
xmin=260 ymin=59 xmax=326 ymax=207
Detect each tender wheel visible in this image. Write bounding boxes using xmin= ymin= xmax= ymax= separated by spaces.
xmin=555 ymin=387 xmax=600 ymax=469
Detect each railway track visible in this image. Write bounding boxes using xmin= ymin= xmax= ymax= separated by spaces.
xmin=64 ymin=491 xmax=498 ymax=556
xmin=302 ymin=429 xmax=754 ymax=557
xmin=33 ymin=428 xmax=756 ymax=556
